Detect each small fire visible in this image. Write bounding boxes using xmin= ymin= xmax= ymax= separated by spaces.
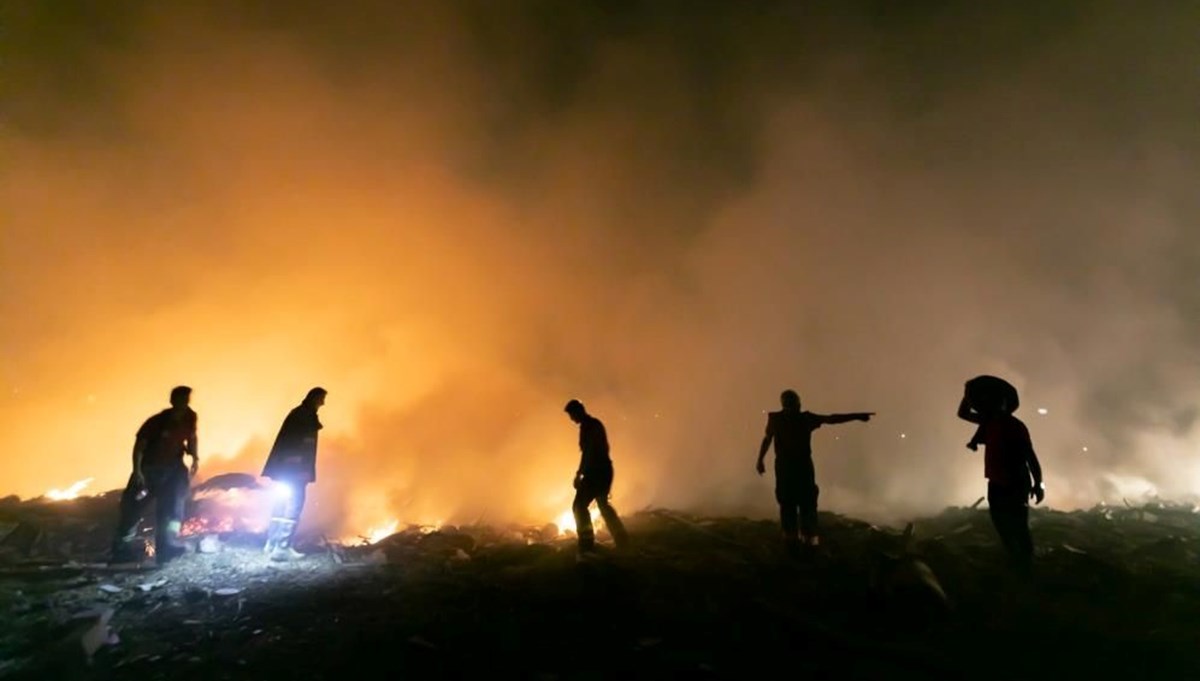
xmin=555 ymin=507 xmax=602 ymax=537
xmin=338 ymin=519 xmax=444 ymax=546
xmin=46 ymin=478 xmax=93 ymax=501
xmin=365 ymin=519 xmax=399 ymax=544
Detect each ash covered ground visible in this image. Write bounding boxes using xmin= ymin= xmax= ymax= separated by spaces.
xmin=2 ymin=491 xmax=1199 ymax=680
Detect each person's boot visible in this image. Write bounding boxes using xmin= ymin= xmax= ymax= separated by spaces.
xmin=263 ymin=518 xmax=282 ymax=554
xmin=270 ymin=519 xmax=302 ymax=561
xmin=602 ymin=512 xmax=631 ymax=550
xmin=155 ymin=521 xmax=188 ymax=565
xmin=575 ymin=529 xmax=599 ymax=562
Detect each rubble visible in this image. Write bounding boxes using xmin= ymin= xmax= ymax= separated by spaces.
xmin=0 ymin=494 xmax=1198 ymax=679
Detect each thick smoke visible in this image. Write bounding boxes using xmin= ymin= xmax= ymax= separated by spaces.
xmin=3 ymin=1 xmax=1198 ymax=531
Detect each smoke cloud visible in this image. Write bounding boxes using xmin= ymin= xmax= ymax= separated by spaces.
xmin=3 ymin=1 xmax=1199 ymax=531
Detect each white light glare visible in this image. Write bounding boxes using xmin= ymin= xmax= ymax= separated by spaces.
xmin=272 ymin=481 xmax=293 ymax=499
xmin=1037 ymin=408 xmax=1048 ymax=415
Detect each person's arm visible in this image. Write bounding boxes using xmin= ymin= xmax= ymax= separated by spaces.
xmin=302 ymin=410 xmax=320 ymax=445
xmin=1025 ymin=427 xmax=1045 ymax=504
xmin=966 ymin=423 xmax=984 ymax=451
xmin=132 ymin=437 xmax=147 ymax=485
xmin=957 ymin=395 xmax=981 ymax=424
xmin=816 ymin=412 xmax=874 ymax=425
xmin=576 ymin=422 xmax=599 ymax=482
xmin=187 ymin=415 xmax=199 ymax=476
xmin=756 ymin=417 xmax=774 ymax=475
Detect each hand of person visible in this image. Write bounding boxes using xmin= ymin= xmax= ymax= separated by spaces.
xmin=859 ymin=412 xmax=875 ymax=422
xmin=966 ymin=441 xmax=979 ymax=452
xmin=1031 ymin=483 xmax=1045 ymax=505
xmin=755 ymin=459 xmax=766 ymax=476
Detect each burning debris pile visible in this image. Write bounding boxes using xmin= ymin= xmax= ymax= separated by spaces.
xmin=2 ymin=495 xmax=1199 ymax=679
xmin=181 ymin=475 xmax=274 ymax=539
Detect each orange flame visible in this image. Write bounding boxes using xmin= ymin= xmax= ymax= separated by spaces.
xmin=46 ymin=478 xmax=93 ymax=501
xmin=555 ymin=507 xmax=602 ymax=537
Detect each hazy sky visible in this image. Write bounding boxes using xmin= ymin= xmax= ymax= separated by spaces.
xmin=3 ymin=1 xmax=1199 ymax=532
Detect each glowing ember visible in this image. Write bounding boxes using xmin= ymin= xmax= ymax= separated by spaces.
xmin=181 ymin=516 xmax=235 ymax=537
xmin=555 ymin=507 xmax=602 ymax=537
xmin=46 ymin=477 xmax=93 ymax=501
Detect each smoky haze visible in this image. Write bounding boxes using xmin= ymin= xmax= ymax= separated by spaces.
xmin=3 ymin=1 xmax=1199 ymax=533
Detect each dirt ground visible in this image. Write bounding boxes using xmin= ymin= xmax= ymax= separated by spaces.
xmin=2 ymin=495 xmax=1199 ymax=680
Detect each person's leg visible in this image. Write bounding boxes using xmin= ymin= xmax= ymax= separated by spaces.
xmin=799 ymin=483 xmax=820 ymax=546
xmin=988 ymin=483 xmax=1030 ymax=571
xmin=153 ymin=466 xmax=189 ymax=563
xmin=775 ymin=463 xmax=800 ymax=552
xmin=573 ymin=485 xmax=598 ymax=552
xmin=593 ymin=469 xmax=629 ymax=548
xmin=798 ymin=459 xmax=820 ymax=546
xmin=275 ymin=482 xmax=308 ymax=552
xmin=1010 ymin=497 xmax=1033 ymax=573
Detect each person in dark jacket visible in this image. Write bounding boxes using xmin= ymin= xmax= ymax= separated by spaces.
xmin=957 ymin=379 xmax=1044 ymax=573
xmin=262 ymin=387 xmax=326 ymax=559
xmin=565 ymin=399 xmax=630 ymax=555
xmin=110 ymin=386 xmax=199 ymax=565
xmin=756 ymin=389 xmax=873 ymax=554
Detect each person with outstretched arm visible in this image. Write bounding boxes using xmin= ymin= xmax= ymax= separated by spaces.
xmin=756 ymin=389 xmax=873 ymax=555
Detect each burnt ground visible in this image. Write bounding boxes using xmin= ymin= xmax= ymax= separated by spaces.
xmin=2 ymin=495 xmax=1199 ymax=680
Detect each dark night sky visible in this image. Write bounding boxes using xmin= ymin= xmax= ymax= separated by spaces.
xmin=3 ymin=1 xmax=1199 ymax=530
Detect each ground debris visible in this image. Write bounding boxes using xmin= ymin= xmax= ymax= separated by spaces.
xmin=0 ymin=497 xmax=1198 ymax=679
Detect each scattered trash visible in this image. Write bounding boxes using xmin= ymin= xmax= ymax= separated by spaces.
xmin=1 ymin=489 xmax=1198 ymax=679
xmin=77 ymin=608 xmax=120 ymax=663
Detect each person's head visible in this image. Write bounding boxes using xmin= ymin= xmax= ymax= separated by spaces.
xmin=780 ymin=389 xmax=801 ymax=411
xmin=169 ymin=386 xmax=192 ymax=411
xmin=304 ymin=387 xmax=327 ymax=410
xmin=564 ymin=399 xmax=586 ymax=423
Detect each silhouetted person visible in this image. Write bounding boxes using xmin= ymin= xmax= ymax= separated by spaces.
xmin=262 ymin=387 xmax=326 ymax=560
xmin=564 ymin=399 xmax=629 ymax=555
xmin=111 ymin=386 xmax=198 ymax=565
xmin=963 ymin=375 xmax=1020 ymax=451
xmin=957 ymin=379 xmax=1044 ymax=573
xmin=756 ymin=390 xmax=873 ymax=554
